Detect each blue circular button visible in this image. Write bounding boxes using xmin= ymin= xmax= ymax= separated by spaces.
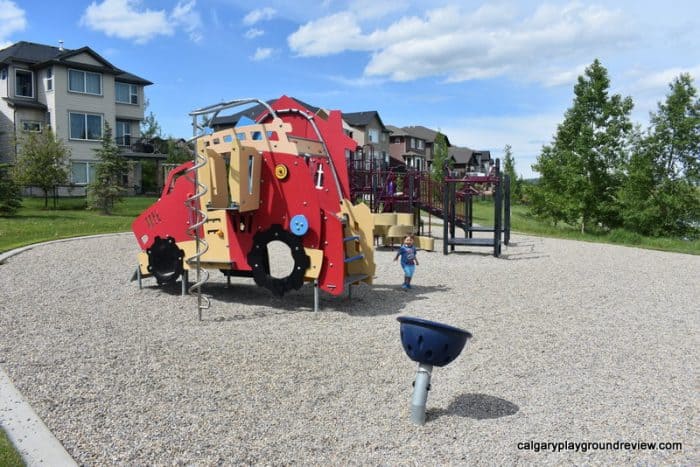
xmin=290 ymin=214 xmax=309 ymax=236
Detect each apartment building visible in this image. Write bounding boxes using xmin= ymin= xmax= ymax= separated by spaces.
xmin=0 ymin=41 xmax=154 ymax=193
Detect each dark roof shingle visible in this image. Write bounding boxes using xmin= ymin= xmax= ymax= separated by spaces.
xmin=0 ymin=41 xmax=152 ymax=85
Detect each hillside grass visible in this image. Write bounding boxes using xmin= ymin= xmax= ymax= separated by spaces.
xmin=2 ymin=196 xmax=698 ymax=256
xmin=0 ymin=197 xmax=156 ymax=254
xmin=435 ymin=199 xmax=700 ymax=255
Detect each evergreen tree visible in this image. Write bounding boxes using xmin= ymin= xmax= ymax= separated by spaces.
xmin=166 ymin=138 xmax=193 ymax=164
xmin=502 ymin=144 xmax=523 ymax=203
xmin=89 ymin=122 xmax=128 ymax=214
xmin=530 ymin=59 xmax=634 ymax=232
xmin=620 ymin=74 xmax=700 ymax=236
xmin=0 ymin=163 xmax=22 ymax=215
xmin=431 ymin=131 xmax=450 ymax=182
xmin=13 ymin=128 xmax=70 ymax=208
xmin=140 ymin=99 xmax=162 ymax=140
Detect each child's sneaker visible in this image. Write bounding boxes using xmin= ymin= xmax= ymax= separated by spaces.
xmin=406 ymin=284 xmax=412 ymax=289
xmin=401 ymin=284 xmax=408 ymax=289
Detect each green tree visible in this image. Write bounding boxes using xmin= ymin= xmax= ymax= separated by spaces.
xmin=431 ymin=131 xmax=450 ymax=182
xmin=13 ymin=128 xmax=70 ymax=208
xmin=0 ymin=163 xmax=22 ymax=215
xmin=89 ymin=122 xmax=128 ymax=214
xmin=165 ymin=138 xmax=193 ymax=164
xmin=620 ymin=74 xmax=700 ymax=236
xmin=502 ymin=144 xmax=524 ymax=203
xmin=530 ymin=59 xmax=634 ymax=232
xmin=140 ymin=99 xmax=162 ymax=140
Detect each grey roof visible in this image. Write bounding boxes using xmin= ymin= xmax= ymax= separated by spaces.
xmin=0 ymin=41 xmax=152 ymax=85
xmin=402 ymin=125 xmax=450 ymax=146
xmin=448 ymin=146 xmax=474 ymax=164
xmin=448 ymin=146 xmax=492 ymax=165
xmin=343 ymin=111 xmax=386 ymax=130
xmin=386 ymin=125 xmax=408 ymax=136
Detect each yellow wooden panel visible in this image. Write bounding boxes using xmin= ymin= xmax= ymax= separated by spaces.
xmin=396 ymin=212 xmax=414 ymax=226
xmin=303 ymin=247 xmax=324 ymax=280
xmin=229 ymin=144 xmax=262 ymax=212
xmin=415 ymin=235 xmax=435 ymax=252
xmin=340 ymin=199 xmax=376 ymax=284
xmin=204 ymin=147 xmax=229 ymax=208
xmin=373 ymin=213 xmax=397 ymax=226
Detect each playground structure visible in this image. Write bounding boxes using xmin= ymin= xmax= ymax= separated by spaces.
xmin=348 ymin=158 xmax=511 ymax=257
xmin=132 ymin=97 xmax=375 ymax=316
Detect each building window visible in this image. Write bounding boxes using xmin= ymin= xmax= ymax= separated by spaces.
xmin=71 ymin=161 xmax=98 ymax=185
xmin=116 ymin=120 xmax=132 ymax=146
xmin=417 ymin=139 xmax=424 ymax=150
xmin=15 ymin=69 xmax=33 ymax=97
xmin=115 ymin=82 xmax=138 ymax=104
xmin=69 ymin=112 xmax=103 ymax=140
xmin=368 ymin=129 xmax=379 ymax=143
xmin=68 ymin=69 xmax=102 ymax=95
xmin=22 ymin=120 xmax=42 ymax=132
xmin=46 ymin=67 xmax=53 ymax=91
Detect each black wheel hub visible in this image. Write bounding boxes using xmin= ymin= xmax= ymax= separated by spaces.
xmin=147 ymin=236 xmax=185 ymax=285
xmin=247 ymin=224 xmax=311 ymax=297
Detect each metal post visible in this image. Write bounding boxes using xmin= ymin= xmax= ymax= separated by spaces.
xmin=182 ymin=269 xmax=188 ymax=297
xmin=443 ymin=179 xmax=449 ymax=255
xmin=314 ymin=279 xmax=319 ymax=312
xmin=494 ymin=168 xmax=502 ymax=257
xmin=136 ymin=266 xmax=142 ymax=289
xmin=410 ymin=363 xmax=433 ymax=425
xmin=504 ymin=174 xmax=511 ymax=246
xmin=469 ymin=195 xmax=474 ymax=238
xmin=450 ymin=182 xmax=456 ymax=252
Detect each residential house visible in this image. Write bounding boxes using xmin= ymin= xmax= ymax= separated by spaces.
xmin=342 ymin=111 xmax=390 ymax=169
xmin=448 ymin=146 xmax=492 ymax=176
xmin=388 ymin=125 xmax=451 ymax=172
xmin=208 ymin=97 xmax=392 ymax=171
xmin=0 ymin=41 xmax=155 ymax=194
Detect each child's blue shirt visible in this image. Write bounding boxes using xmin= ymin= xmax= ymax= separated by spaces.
xmin=397 ymin=245 xmax=417 ymax=266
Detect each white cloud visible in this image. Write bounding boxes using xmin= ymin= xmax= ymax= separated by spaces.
xmin=80 ymin=0 xmax=203 ymax=44
xmin=244 ymin=28 xmax=264 ymax=39
xmin=243 ymin=7 xmax=275 ymax=26
xmin=288 ymin=2 xmax=634 ymax=86
xmin=631 ymin=65 xmax=700 ymax=93
xmin=0 ymin=0 xmax=26 ymax=47
xmin=171 ymin=0 xmax=203 ymax=43
xmin=251 ymin=47 xmax=273 ymax=61
xmin=288 ymin=12 xmax=364 ymax=56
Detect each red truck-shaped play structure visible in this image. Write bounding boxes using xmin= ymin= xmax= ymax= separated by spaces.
xmin=132 ymin=96 xmax=375 ymax=299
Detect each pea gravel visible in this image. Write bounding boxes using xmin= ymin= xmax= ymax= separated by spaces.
xmin=0 ymin=232 xmax=697 ymax=465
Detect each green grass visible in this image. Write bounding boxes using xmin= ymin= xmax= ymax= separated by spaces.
xmin=2 ymin=196 xmax=698 ymax=256
xmin=0 ymin=197 xmax=156 ymax=254
xmin=0 ymin=427 xmax=24 ymax=467
xmin=452 ymin=199 xmax=700 ymax=255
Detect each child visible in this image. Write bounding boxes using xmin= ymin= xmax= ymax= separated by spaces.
xmin=394 ymin=235 xmax=419 ymax=289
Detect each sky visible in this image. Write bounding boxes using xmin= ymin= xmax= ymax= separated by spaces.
xmin=1 ymin=0 xmax=699 ymax=178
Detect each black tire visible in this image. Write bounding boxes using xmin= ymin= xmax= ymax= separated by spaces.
xmin=147 ymin=236 xmax=185 ymax=285
xmin=246 ymin=224 xmax=310 ymax=297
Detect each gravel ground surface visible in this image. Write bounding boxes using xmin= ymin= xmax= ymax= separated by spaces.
xmin=0 ymin=232 xmax=698 ymax=465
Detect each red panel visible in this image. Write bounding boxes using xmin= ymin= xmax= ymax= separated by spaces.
xmin=225 ymin=151 xmax=323 ymax=271
xmin=132 ymin=162 xmax=199 ymax=250
xmin=317 ymin=209 xmax=346 ymax=296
